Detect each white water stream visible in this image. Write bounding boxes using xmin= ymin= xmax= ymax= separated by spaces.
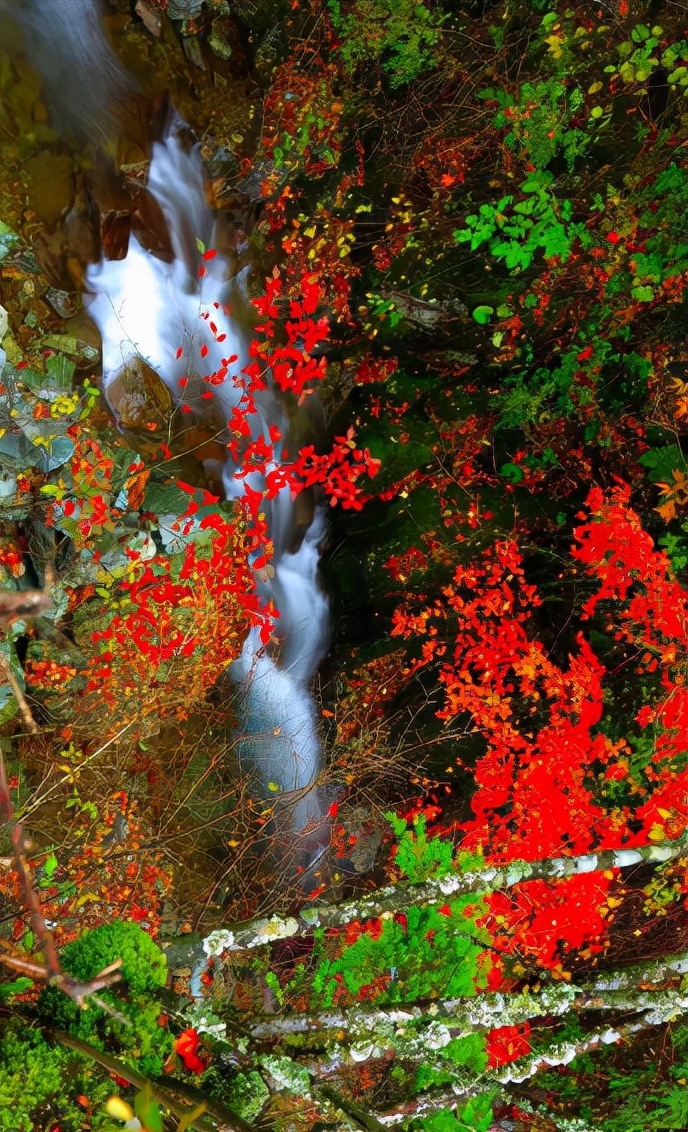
xmin=8 ymin=0 xmax=334 ymax=877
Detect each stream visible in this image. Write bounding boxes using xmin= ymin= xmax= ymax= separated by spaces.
xmin=4 ymin=0 xmax=335 ymax=883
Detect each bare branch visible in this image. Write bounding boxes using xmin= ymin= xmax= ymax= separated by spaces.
xmin=199 ymin=831 xmax=688 ymax=954
xmin=0 ymin=747 xmax=122 ymax=1006
xmin=54 ymin=1032 xmax=229 ymax=1132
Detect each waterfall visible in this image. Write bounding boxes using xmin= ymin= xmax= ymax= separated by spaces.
xmin=9 ymin=0 xmax=334 ymax=879
xmin=1 ymin=0 xmax=142 ymax=142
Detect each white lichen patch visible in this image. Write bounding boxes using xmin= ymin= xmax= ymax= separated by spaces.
xmin=253 ymin=915 xmax=301 ymax=943
xmin=261 ymin=1055 xmax=312 ymax=1097
xmin=203 ymin=928 xmax=236 ymax=957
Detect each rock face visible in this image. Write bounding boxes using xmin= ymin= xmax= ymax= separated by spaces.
xmin=104 ymin=354 xmax=173 ymax=433
xmin=166 ymin=0 xmax=216 ymax=19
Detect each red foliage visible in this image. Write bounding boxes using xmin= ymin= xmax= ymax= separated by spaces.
xmin=173 ymin=1028 xmax=207 ymax=1074
xmin=484 ymin=872 xmax=612 ymax=977
xmin=85 ymin=506 xmax=269 ymax=716
xmin=392 ymin=485 xmax=688 ymax=858
xmin=389 ymin=484 xmax=688 ymax=978
xmin=486 ymin=1022 xmax=532 ymax=1068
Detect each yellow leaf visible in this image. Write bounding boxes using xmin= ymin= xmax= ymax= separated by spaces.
xmin=105 ymin=1098 xmax=134 ymax=1122
xmin=545 ymin=33 xmax=564 ymax=60
xmin=177 ymin=1105 xmax=208 ymax=1132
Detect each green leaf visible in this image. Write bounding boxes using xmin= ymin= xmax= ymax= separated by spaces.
xmin=0 ymin=220 xmax=20 ymax=262
xmin=522 ymin=170 xmax=553 ymax=192
xmin=38 ymin=334 xmax=79 ymax=356
xmin=658 ymin=533 xmax=688 ymax=572
xmin=45 ymin=352 xmax=76 ymax=389
xmin=632 ymin=285 xmax=654 ymax=302
xmin=0 ymin=976 xmax=33 ymax=1001
xmin=500 ymin=462 xmax=524 ymax=483
xmin=639 ymin=444 xmax=685 ymax=483
xmin=43 ymin=852 xmax=59 ymax=879
xmin=472 ymin=305 xmax=494 ymax=325
xmin=134 ymin=1085 xmax=164 ymax=1132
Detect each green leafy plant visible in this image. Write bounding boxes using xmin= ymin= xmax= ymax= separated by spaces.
xmin=327 ymin=0 xmax=444 ymax=88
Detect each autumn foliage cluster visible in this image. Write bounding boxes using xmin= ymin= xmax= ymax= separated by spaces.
xmin=1 ymin=0 xmax=688 ymax=1129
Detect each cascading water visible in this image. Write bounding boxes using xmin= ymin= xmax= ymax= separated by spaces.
xmin=7 ymin=0 xmax=334 ymax=878
xmin=0 ymin=0 xmax=143 ymax=143
xmin=87 ymin=126 xmax=334 ymax=873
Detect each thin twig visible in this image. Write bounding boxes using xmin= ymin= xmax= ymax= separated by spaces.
xmin=0 ymin=748 xmax=122 ymax=1006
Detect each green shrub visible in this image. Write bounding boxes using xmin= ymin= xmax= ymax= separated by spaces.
xmin=36 ymin=921 xmax=173 ymax=1077
xmin=328 ymin=0 xmax=443 ymax=88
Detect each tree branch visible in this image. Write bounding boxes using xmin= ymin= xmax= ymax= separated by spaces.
xmin=199 ymin=832 xmax=688 ymax=954
xmin=0 ymin=748 xmax=122 ymax=1006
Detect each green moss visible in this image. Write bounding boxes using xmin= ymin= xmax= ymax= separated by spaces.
xmin=0 ymin=1020 xmax=110 ymax=1132
xmin=35 ymin=921 xmax=173 ymax=1077
xmin=37 ymin=921 xmax=166 ymax=1024
xmin=224 ymin=1070 xmax=270 ymax=1122
xmin=62 ymin=920 xmax=167 ymax=995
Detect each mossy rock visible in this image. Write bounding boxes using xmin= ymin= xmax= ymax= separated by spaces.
xmin=36 ymin=921 xmax=168 ymax=1044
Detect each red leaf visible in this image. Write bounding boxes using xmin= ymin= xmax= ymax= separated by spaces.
xmin=174 ymin=1028 xmax=206 ymax=1074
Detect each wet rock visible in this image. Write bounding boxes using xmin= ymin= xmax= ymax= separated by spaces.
xmin=381 ymin=288 xmax=469 ymax=333
xmin=207 ymin=14 xmax=251 ymax=78
xmin=42 ymin=288 xmax=81 ymax=319
xmin=25 ymin=153 xmax=74 ymax=229
xmin=135 ymin=0 xmax=164 ymax=37
xmin=208 ymin=15 xmax=235 ymax=60
xmin=333 ymin=804 xmax=385 ymax=876
xmin=39 ymin=334 xmax=99 ymax=371
xmin=253 ymin=25 xmax=289 ymax=87
xmin=203 ymin=144 xmax=241 ymax=182
xmin=105 ymin=355 xmax=173 ymax=432
xmin=0 ymin=470 xmax=18 ymax=500
xmin=167 ymin=0 xmax=218 ymax=19
xmin=32 ymin=176 xmax=101 ymax=291
xmin=100 ymin=211 xmax=132 ymax=261
xmin=180 ymin=33 xmax=207 ymax=70
xmin=0 ymin=222 xmax=21 ymax=263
